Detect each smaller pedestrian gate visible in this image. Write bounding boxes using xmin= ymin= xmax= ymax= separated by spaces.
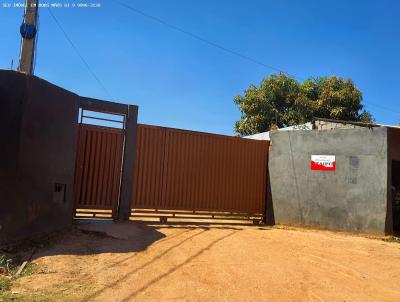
xmin=131 ymin=125 xmax=269 ymax=222
xmin=74 ymin=123 xmax=125 ymax=219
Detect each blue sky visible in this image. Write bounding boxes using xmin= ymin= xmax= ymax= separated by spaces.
xmin=1 ymin=0 xmax=399 ymax=134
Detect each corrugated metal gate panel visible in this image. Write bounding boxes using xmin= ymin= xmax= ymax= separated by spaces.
xmin=131 ymin=124 xmax=269 ymax=215
xmin=132 ymin=125 xmax=166 ymax=208
xmin=74 ymin=124 xmax=124 ymax=213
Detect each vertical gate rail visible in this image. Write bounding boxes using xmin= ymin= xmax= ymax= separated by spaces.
xmin=131 ymin=124 xmax=269 ymax=222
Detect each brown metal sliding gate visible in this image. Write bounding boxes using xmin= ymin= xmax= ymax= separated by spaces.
xmin=74 ymin=124 xmax=124 ymax=219
xmin=131 ymin=125 xmax=269 ymax=222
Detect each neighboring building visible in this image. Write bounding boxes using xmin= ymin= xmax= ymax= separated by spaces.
xmin=244 ymin=118 xmax=387 ymax=141
xmin=249 ymin=119 xmax=400 ymax=234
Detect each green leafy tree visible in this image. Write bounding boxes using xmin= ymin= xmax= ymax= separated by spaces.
xmin=234 ymin=73 xmax=373 ymax=136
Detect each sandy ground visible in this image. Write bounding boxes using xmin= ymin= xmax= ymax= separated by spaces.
xmin=11 ymin=221 xmax=400 ymax=302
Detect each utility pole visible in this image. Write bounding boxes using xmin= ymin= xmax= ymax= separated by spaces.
xmin=18 ymin=0 xmax=38 ymax=75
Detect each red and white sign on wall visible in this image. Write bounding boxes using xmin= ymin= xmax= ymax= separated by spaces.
xmin=311 ymin=155 xmax=336 ymax=171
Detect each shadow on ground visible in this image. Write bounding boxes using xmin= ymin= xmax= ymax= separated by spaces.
xmin=29 ymin=221 xmax=166 ymax=260
xmin=141 ymin=220 xmax=263 ymax=230
xmin=22 ymin=221 xmax=271 ymax=261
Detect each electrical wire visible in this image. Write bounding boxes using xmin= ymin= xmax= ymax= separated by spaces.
xmin=46 ymin=2 xmax=398 ymax=120
xmin=112 ymin=1 xmax=399 ymax=119
xmin=112 ymin=0 xmax=303 ymax=80
xmin=364 ymin=102 xmax=400 ymax=116
xmin=47 ymin=7 xmax=113 ymax=100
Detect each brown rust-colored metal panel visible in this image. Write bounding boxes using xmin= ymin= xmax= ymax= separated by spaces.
xmin=131 ymin=124 xmax=269 ymax=216
xmin=74 ymin=124 xmax=124 ymax=213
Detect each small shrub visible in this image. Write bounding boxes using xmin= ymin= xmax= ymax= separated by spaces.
xmin=0 ymin=255 xmax=12 ymax=275
xmin=19 ymin=263 xmax=36 ymax=277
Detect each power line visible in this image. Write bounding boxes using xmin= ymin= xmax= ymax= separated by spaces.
xmin=112 ymin=1 xmax=400 ymax=118
xmin=47 ymin=7 xmax=113 ymax=100
xmin=364 ymin=102 xmax=400 ymax=115
xmin=47 ymin=2 xmax=398 ymax=120
xmin=112 ymin=0 xmax=304 ymax=81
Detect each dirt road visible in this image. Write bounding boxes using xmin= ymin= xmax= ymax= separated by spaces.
xmin=11 ymin=222 xmax=400 ymax=301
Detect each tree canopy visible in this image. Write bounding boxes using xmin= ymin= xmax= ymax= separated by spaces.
xmin=234 ymin=73 xmax=373 ymax=136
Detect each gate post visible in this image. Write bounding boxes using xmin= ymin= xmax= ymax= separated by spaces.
xmin=118 ymin=105 xmax=138 ymax=221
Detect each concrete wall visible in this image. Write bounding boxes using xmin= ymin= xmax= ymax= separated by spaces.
xmin=0 ymin=71 xmax=80 ymax=246
xmin=0 ymin=71 xmax=25 ymax=241
xmin=314 ymin=120 xmax=361 ymax=130
xmin=269 ymin=127 xmax=389 ymax=234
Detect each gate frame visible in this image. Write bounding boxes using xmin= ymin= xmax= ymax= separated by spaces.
xmin=75 ymin=97 xmax=138 ymax=221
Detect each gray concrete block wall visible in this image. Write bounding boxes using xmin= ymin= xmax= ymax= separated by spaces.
xmin=314 ymin=120 xmax=359 ymax=131
xmin=269 ymin=127 xmax=388 ymax=234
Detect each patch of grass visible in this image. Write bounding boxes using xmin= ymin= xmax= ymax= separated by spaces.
xmin=0 ymin=286 xmax=97 ymax=302
xmin=0 ymin=290 xmax=21 ymax=302
xmin=383 ymin=236 xmax=400 ymax=244
xmin=0 ymin=277 xmax=15 ymax=302
xmin=0 ymin=277 xmax=12 ymax=292
xmin=0 ymin=254 xmax=38 ymax=301
xmin=0 ymin=252 xmax=93 ymax=302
